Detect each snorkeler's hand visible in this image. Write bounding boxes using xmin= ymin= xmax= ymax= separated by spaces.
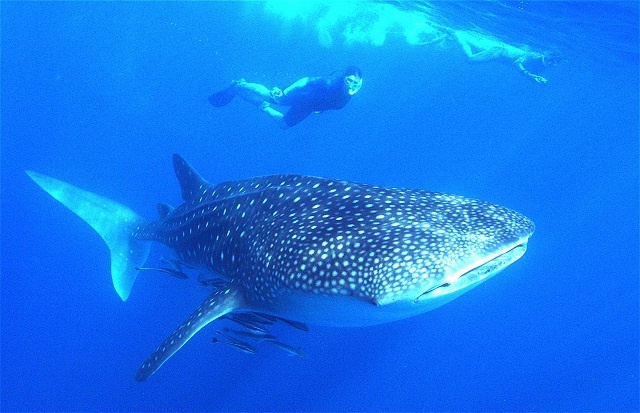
xmin=269 ymin=87 xmax=283 ymax=101
xmin=532 ymin=74 xmax=548 ymax=84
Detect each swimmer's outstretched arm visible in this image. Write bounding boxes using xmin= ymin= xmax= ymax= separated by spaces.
xmin=515 ymin=57 xmax=548 ymax=84
xmin=283 ymin=77 xmax=312 ymax=96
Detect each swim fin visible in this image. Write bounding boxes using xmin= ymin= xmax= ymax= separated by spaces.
xmin=208 ymin=84 xmax=237 ymax=107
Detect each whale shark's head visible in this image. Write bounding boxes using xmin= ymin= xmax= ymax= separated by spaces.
xmin=360 ymin=193 xmax=534 ymax=321
xmin=256 ymin=186 xmax=535 ymax=327
xmin=373 ymin=232 xmax=531 ymax=318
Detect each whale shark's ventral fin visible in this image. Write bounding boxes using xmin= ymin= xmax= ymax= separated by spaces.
xmin=26 ymin=171 xmax=150 ymax=301
xmin=135 ymin=283 xmax=244 ymax=381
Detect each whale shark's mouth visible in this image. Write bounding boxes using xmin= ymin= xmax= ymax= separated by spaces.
xmin=414 ymin=242 xmax=529 ymax=303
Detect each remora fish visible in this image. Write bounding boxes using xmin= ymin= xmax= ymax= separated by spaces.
xmin=26 ymin=154 xmax=534 ymax=381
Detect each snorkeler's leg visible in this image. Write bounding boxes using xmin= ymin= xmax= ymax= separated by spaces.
xmin=234 ymin=80 xmax=276 ymax=105
xmin=467 ymin=47 xmax=505 ymax=62
xmin=209 ymin=79 xmax=275 ymax=107
xmin=416 ymin=32 xmax=449 ymax=46
xmin=454 ymin=31 xmax=505 ymax=62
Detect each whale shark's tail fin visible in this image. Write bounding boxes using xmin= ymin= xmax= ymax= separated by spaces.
xmin=26 ymin=171 xmax=150 ymax=301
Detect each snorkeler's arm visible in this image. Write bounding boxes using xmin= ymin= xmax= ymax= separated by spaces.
xmin=515 ymin=58 xmax=548 ymax=84
xmin=283 ymin=77 xmax=315 ymax=95
xmin=258 ymin=102 xmax=287 ymax=127
xmin=279 ymin=76 xmax=324 ymax=105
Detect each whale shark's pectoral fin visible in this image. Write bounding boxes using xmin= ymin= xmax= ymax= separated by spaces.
xmin=135 ymin=284 xmax=244 ymax=382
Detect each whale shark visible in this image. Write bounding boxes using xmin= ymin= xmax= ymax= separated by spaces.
xmin=26 ymin=154 xmax=534 ymax=381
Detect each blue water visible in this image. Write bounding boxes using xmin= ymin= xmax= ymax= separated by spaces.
xmin=2 ymin=1 xmax=638 ymax=411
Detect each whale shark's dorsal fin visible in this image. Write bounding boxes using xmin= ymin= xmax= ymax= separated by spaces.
xmin=172 ymin=154 xmax=208 ymax=202
xmin=156 ymin=202 xmax=174 ymax=219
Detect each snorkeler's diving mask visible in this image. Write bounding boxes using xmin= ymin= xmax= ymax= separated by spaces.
xmin=345 ymin=75 xmax=362 ymax=96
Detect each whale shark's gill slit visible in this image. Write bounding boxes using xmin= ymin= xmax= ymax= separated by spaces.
xmin=415 ymin=282 xmax=451 ymax=302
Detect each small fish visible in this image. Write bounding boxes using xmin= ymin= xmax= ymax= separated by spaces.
xmin=135 ymin=266 xmax=188 ymax=279
xmin=266 ymin=339 xmax=306 ymax=357
xmin=275 ymin=317 xmax=309 ymax=332
xmin=160 ymin=257 xmax=193 ymax=271
xmin=223 ymin=327 xmax=276 ymax=341
xmin=198 ymin=277 xmax=229 ymax=289
xmin=215 ymin=330 xmax=262 ymax=351
xmin=211 ymin=336 xmax=256 ymax=355
xmin=232 ymin=312 xmax=276 ymax=326
xmin=221 ymin=314 xmax=270 ymax=334
xmin=251 ymin=313 xmax=279 ymax=324
xmin=252 ymin=313 xmax=308 ymax=331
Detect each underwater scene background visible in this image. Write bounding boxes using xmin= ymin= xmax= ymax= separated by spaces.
xmin=2 ymin=1 xmax=638 ymax=411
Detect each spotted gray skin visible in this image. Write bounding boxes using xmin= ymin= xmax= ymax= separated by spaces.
xmin=26 ymin=154 xmax=534 ymax=382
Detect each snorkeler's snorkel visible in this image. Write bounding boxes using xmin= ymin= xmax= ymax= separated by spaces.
xmin=345 ymin=74 xmax=362 ymax=96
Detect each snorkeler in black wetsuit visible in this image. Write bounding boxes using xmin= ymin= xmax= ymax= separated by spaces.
xmin=209 ymin=66 xmax=362 ymax=128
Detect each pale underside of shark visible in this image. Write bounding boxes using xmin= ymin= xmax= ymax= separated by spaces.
xmin=26 ymin=154 xmax=534 ymax=381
